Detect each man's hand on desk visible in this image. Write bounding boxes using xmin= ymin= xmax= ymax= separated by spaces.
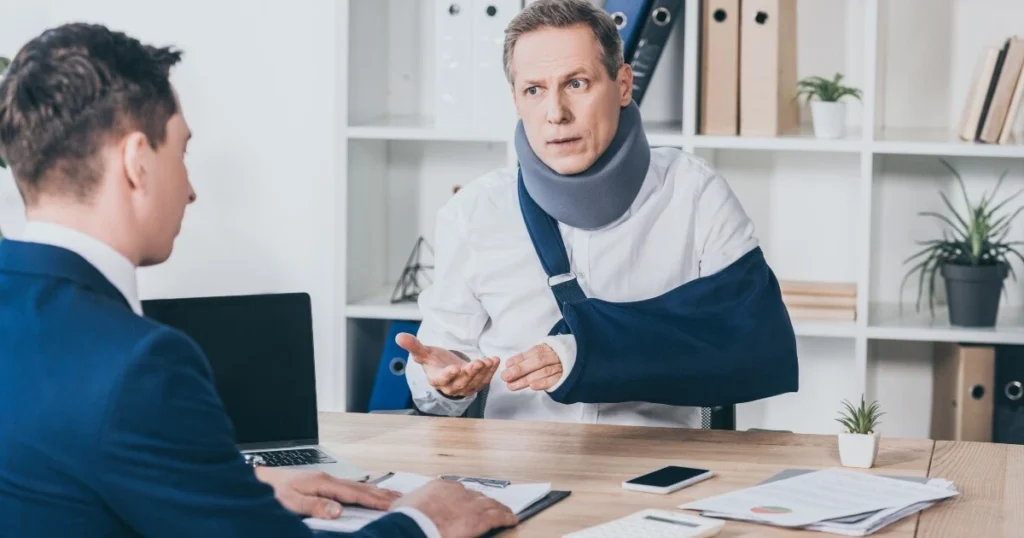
xmin=254 ymin=467 xmax=400 ymax=519
xmin=394 ymin=479 xmax=518 ymax=538
xmin=501 ymin=344 xmax=563 ymax=392
xmin=396 ymin=333 xmax=500 ymax=398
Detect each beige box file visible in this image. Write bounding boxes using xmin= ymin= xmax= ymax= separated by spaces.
xmin=738 ymin=0 xmax=798 ymax=137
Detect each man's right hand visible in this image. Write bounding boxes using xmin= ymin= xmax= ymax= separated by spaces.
xmin=393 ymin=479 xmax=518 ymax=538
xmin=395 ymin=333 xmax=499 ymax=399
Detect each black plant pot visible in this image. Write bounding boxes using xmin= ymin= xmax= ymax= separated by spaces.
xmin=941 ymin=262 xmax=1008 ymax=327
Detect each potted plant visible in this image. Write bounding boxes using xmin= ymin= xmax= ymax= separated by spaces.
xmin=795 ymin=72 xmax=862 ymax=139
xmin=900 ymin=158 xmax=1024 ymax=327
xmin=835 ymin=395 xmax=883 ymax=468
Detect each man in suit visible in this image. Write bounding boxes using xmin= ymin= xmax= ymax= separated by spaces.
xmin=0 ymin=22 xmax=516 ymax=538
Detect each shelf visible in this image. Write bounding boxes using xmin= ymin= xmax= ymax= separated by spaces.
xmin=790 ymin=319 xmax=859 ymax=339
xmin=347 ymin=115 xmax=509 ymax=143
xmin=872 ymin=128 xmax=1024 ymax=158
xmin=692 ymin=126 xmax=865 ymax=153
xmin=345 ymin=120 xmax=1024 ymax=159
xmin=866 ymin=303 xmax=1024 ymax=345
xmin=345 ymin=285 xmax=422 ymax=320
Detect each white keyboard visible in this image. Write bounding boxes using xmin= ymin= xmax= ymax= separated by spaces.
xmin=564 ymin=509 xmax=725 ymax=538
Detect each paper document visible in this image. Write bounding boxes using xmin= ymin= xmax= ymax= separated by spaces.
xmin=304 ymin=472 xmax=551 ymax=533
xmin=710 ymin=469 xmax=957 ymax=536
xmin=678 ymin=468 xmax=957 ymax=528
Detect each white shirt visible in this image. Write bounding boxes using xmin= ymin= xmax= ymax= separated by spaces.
xmin=17 ymin=221 xmax=443 ymax=538
xmin=19 ymin=220 xmax=143 ymax=315
xmin=406 ymin=148 xmax=758 ymax=429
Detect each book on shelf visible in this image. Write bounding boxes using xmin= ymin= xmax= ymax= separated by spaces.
xmin=958 ymin=36 xmax=1024 ymax=144
xmin=778 ymin=279 xmax=856 ymax=297
xmin=786 ymin=305 xmax=856 ymax=322
xmin=779 ymin=280 xmax=857 ymax=322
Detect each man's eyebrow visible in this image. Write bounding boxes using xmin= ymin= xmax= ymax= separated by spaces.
xmin=520 ymin=67 xmax=591 ymax=87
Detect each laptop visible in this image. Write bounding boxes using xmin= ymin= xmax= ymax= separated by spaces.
xmin=141 ymin=292 xmax=368 ymax=481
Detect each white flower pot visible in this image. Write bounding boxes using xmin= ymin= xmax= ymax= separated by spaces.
xmin=811 ymin=101 xmax=847 ymax=139
xmin=838 ymin=432 xmax=879 ymax=468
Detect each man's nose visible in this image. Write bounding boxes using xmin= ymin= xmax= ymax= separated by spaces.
xmin=545 ymin=91 xmax=570 ymax=124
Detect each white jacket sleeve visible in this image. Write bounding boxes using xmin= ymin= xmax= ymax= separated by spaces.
xmin=405 ymin=204 xmax=490 ymax=417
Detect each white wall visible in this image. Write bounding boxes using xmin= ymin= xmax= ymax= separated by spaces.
xmin=0 ymin=0 xmax=346 ymax=410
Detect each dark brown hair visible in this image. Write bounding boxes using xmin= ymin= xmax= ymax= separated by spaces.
xmin=0 ymin=23 xmax=182 ymax=201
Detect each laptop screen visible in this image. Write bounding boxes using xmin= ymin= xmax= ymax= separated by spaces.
xmin=141 ymin=292 xmax=319 ymax=448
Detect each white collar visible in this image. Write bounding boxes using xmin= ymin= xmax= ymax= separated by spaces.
xmin=19 ymin=220 xmax=142 ymax=316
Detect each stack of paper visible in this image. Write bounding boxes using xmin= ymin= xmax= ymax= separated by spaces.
xmin=678 ymin=468 xmax=958 ymax=536
xmin=304 ymin=472 xmax=551 ymax=533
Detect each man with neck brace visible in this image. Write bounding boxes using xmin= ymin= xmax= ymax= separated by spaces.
xmin=398 ymin=0 xmax=799 ymax=428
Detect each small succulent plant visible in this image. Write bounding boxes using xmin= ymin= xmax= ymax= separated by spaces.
xmin=836 ymin=395 xmax=883 ymax=435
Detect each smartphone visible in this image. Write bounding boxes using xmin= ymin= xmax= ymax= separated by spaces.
xmin=621 ymin=465 xmax=714 ymax=494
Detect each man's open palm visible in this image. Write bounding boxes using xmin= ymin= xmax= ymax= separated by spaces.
xmin=395 ymin=333 xmax=500 ymax=398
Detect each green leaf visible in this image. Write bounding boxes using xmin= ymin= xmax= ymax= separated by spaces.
xmin=795 ymin=73 xmax=861 ymax=103
xmin=985 ymin=185 xmax=1024 ymax=221
xmin=981 ymin=168 xmax=1010 ymax=210
xmin=836 ymin=395 xmax=883 ymax=434
xmin=940 ymin=158 xmax=974 ymax=219
xmin=918 ymin=211 xmax=970 ymax=241
xmin=938 ymin=191 xmax=972 ymax=236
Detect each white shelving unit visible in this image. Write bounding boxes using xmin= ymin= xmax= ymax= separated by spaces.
xmin=337 ymin=0 xmax=1024 ymax=438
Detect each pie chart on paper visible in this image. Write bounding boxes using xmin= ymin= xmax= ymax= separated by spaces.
xmin=751 ymin=505 xmax=792 ymax=515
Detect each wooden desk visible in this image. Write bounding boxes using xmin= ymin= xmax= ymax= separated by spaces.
xmin=319 ymin=412 xmax=958 ymax=537
xmin=915 ymin=441 xmax=1024 ymax=537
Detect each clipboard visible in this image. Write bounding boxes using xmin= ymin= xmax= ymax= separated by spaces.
xmin=364 ymin=472 xmax=571 ymax=536
xmin=311 ymin=490 xmax=570 ymax=536
xmin=483 ymin=490 xmax=572 ymax=536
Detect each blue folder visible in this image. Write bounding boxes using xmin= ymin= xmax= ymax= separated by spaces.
xmin=630 ymin=0 xmax=685 ymax=104
xmin=604 ymin=0 xmax=655 ymax=63
xmin=367 ymin=320 xmax=420 ymax=412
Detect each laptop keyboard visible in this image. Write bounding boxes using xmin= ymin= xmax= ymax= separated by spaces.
xmin=247 ymin=448 xmax=337 ymax=467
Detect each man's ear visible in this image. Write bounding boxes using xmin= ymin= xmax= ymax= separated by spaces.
xmin=121 ymin=131 xmax=150 ymax=192
xmin=617 ymin=64 xmax=634 ymax=106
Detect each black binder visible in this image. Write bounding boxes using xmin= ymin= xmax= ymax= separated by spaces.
xmin=630 ymin=0 xmax=686 ymax=105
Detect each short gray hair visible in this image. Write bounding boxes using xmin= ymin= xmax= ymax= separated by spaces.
xmin=502 ymin=0 xmax=624 ymax=85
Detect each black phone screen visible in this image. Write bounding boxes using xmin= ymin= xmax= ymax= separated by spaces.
xmin=626 ymin=466 xmax=708 ymax=487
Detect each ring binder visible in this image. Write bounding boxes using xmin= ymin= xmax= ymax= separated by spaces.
xmin=604 ymin=0 xmax=654 ymax=64
xmin=629 ymin=0 xmax=685 ymax=105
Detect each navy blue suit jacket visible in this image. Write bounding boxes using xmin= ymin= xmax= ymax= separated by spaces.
xmin=0 ymin=239 xmax=424 ymax=538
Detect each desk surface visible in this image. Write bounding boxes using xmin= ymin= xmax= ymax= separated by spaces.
xmin=317 ymin=412 xmax=1024 ymax=537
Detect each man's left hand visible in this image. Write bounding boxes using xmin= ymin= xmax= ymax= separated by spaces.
xmin=501 ymin=344 xmax=563 ymax=392
xmin=255 ymin=467 xmax=400 ymax=519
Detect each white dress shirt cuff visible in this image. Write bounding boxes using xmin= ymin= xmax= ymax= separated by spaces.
xmin=427 ymin=383 xmax=477 ymax=415
xmin=392 ymin=507 xmax=442 ymax=538
xmin=542 ymin=334 xmax=577 ymax=393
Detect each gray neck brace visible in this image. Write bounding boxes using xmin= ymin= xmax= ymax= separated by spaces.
xmin=515 ymin=101 xmax=651 ymax=230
